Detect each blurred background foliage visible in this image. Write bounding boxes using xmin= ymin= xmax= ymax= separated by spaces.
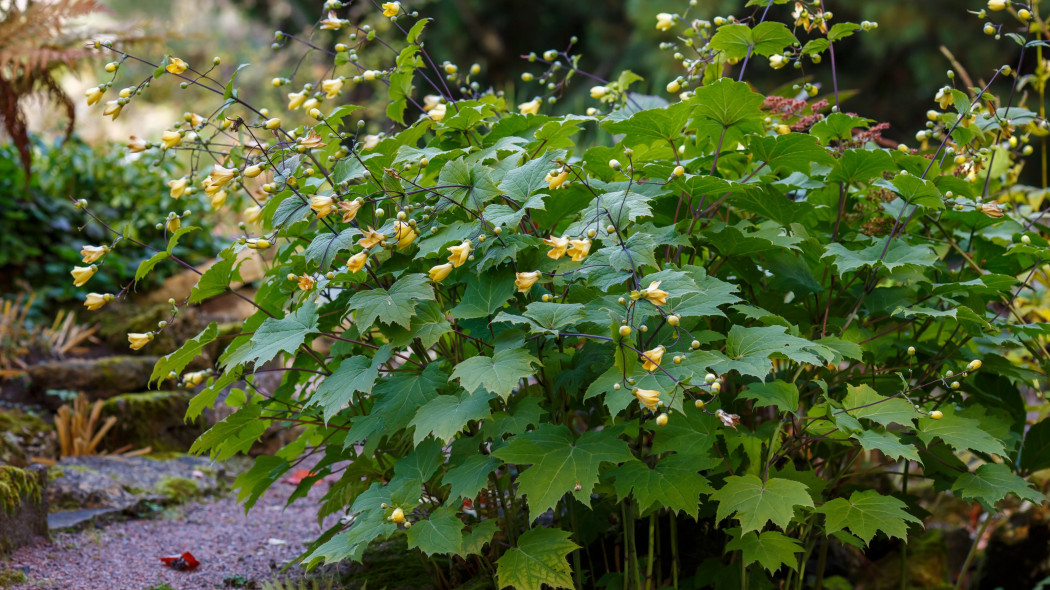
xmin=37 ymin=0 xmax=1018 ymax=143
xmin=0 ymin=137 xmax=216 ymax=304
xmin=2 ymin=0 xmax=1029 ymax=308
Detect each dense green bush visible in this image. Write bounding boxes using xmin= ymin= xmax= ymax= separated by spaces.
xmin=73 ymin=0 xmax=1050 ymax=588
xmin=1 ymin=137 xmax=217 ymax=304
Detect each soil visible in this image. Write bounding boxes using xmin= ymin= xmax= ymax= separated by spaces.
xmin=4 ymin=479 xmax=342 ymax=590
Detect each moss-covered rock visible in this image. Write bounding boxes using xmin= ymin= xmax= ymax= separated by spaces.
xmin=155 ymin=475 xmax=200 ymax=502
xmin=26 ymin=356 xmax=158 ymax=403
xmin=100 ymin=390 xmax=205 ymax=452
xmin=0 ymin=465 xmax=47 ymax=555
xmin=96 ymin=302 xmax=219 ymax=357
xmin=0 ymin=465 xmax=41 ymax=512
xmin=0 ymin=408 xmax=56 ymax=466
xmin=0 ymin=569 xmax=28 ymax=588
xmin=47 ymin=455 xmax=221 ymax=513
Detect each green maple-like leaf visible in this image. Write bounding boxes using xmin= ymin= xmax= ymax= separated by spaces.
xmin=386 ymin=301 xmax=452 ymax=348
xmin=483 ymin=203 xmax=527 ymax=229
xmin=726 ymin=530 xmax=803 ymax=574
xmin=602 ymin=100 xmax=694 ymax=145
xmin=496 ymin=528 xmax=579 ymax=590
xmin=692 ymin=78 xmax=765 ymax=129
xmin=739 ymin=380 xmax=799 ymax=413
xmin=190 ymin=404 xmax=268 ymax=461
xmin=706 ymin=223 xmax=803 ymax=257
xmin=523 ymin=302 xmax=585 ymax=333
xmin=708 ymin=22 xmax=797 ymax=60
xmin=451 ymin=348 xmax=538 ymax=401
xmin=406 ymin=506 xmax=465 ymax=556
xmin=916 ymin=406 xmax=1007 ymax=458
xmin=187 ymin=369 xmax=242 ymax=420
xmin=822 ymin=239 xmax=938 ymax=274
xmin=310 ymin=347 xmax=392 ymax=423
xmin=672 ymin=272 xmax=741 ymax=319
xmin=392 ymin=439 xmax=444 ymax=485
xmin=818 ymin=490 xmax=921 ymax=545
xmin=852 ymin=428 xmax=922 ymax=464
xmin=1021 ymin=418 xmax=1050 ymax=473
xmin=437 ymin=158 xmax=502 ymax=207
xmin=493 ymin=424 xmax=632 ymax=519
xmin=150 ymin=322 xmax=217 ymax=385
xmin=842 ymin=384 xmax=918 ymax=428
xmin=461 ymin=519 xmax=500 ymax=555
xmin=651 ymin=401 xmax=722 ymax=457
xmin=499 ymin=150 xmax=563 ymax=206
xmin=732 ymin=186 xmax=815 ymax=227
xmin=451 ymin=272 xmax=516 ymax=319
xmin=222 ymin=301 xmax=318 ymax=368
xmin=712 ymin=474 xmax=814 ymax=533
xmin=810 ymin=113 xmax=873 ymax=144
xmin=190 ymin=245 xmax=242 ymax=303
xmin=604 ymin=232 xmax=659 ymax=272
xmin=305 ymin=228 xmax=358 ymax=270
xmin=719 ymin=325 xmax=833 ymax=380
xmin=583 ymin=365 xmax=636 ymax=416
xmin=133 ymin=226 xmax=199 ymax=283
xmin=348 ymin=364 xmax=447 ymax=444
xmin=348 ymin=273 xmax=435 ymax=330
xmin=409 ymin=389 xmax=494 ymax=445
xmin=304 ymin=511 xmax=396 ymax=566
xmin=827 ymin=148 xmax=894 ymax=184
xmin=878 ymin=174 xmax=944 ymax=210
xmin=952 ymin=463 xmax=1045 ymax=507
xmin=485 ymin=395 xmax=546 ymax=438
xmin=749 ymin=133 xmax=834 ymax=175
xmin=605 ymin=455 xmax=713 ymax=518
xmin=443 ymin=455 xmax=501 ymax=502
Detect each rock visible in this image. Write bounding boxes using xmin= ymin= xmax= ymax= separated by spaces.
xmin=0 ymin=465 xmax=48 ymax=556
xmin=47 ymin=454 xmax=223 ymax=515
xmin=25 ymin=356 xmax=158 ymax=403
xmin=96 ymin=301 xmax=217 ymax=355
xmin=100 ymin=390 xmax=206 ymax=452
xmin=46 ymin=507 xmax=123 ymax=532
xmin=0 ymin=408 xmax=56 ymax=466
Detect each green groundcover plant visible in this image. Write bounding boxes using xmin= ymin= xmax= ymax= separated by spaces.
xmin=70 ymin=0 xmax=1050 ymax=587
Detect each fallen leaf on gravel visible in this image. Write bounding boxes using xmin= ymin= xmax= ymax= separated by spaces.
xmin=160 ymin=551 xmax=200 ymax=571
xmin=266 ymin=538 xmax=286 ymax=546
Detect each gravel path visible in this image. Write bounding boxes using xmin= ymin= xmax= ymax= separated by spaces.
xmin=5 ymin=482 xmax=341 ymax=590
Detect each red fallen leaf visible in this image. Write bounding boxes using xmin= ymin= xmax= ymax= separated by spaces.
xmin=285 ymin=469 xmax=320 ymax=485
xmin=160 ymin=551 xmax=200 ymax=571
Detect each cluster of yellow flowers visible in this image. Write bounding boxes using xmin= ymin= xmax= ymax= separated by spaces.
xmin=428 ymin=240 xmax=472 ymax=282
xmin=542 ymin=235 xmax=591 ymax=262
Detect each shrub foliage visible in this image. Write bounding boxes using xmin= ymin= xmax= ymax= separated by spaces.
xmin=73 ymin=1 xmax=1050 ymax=587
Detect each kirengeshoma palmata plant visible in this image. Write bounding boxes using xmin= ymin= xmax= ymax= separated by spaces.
xmin=71 ymin=0 xmax=1050 ymax=587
